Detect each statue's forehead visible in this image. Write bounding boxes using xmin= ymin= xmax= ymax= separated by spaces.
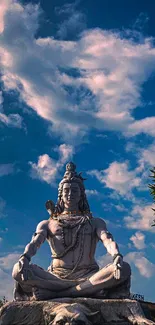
xmin=63 ymin=182 xmax=80 ymax=189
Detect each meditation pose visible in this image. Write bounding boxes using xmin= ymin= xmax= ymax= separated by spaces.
xmin=12 ymin=162 xmax=131 ymax=301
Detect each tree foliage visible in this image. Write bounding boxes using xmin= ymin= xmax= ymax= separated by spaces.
xmin=148 ymin=167 xmax=155 ymax=227
xmin=0 ymin=296 xmax=7 ymax=308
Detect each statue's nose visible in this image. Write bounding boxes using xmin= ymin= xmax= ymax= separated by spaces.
xmin=68 ymin=189 xmax=73 ymax=197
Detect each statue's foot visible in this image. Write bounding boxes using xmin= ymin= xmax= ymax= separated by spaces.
xmin=91 ymin=289 xmax=109 ymax=299
xmin=32 ymin=287 xmax=55 ymax=301
xmin=13 ymin=282 xmax=32 ymax=301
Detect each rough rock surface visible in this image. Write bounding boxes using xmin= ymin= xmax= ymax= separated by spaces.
xmin=0 ymin=298 xmax=155 ymax=325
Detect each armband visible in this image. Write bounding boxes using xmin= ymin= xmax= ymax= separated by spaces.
xmin=20 ymin=253 xmax=31 ymax=262
xmin=106 ymin=231 xmax=113 ymax=240
xmin=113 ymin=253 xmax=123 ymax=262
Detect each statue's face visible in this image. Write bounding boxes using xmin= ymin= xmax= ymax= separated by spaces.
xmin=62 ymin=182 xmax=81 ymax=209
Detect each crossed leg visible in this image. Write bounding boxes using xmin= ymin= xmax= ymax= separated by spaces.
xmin=12 ymin=261 xmax=131 ymax=300
xmin=66 ymin=261 xmax=131 ymax=297
xmin=12 ymin=262 xmax=78 ymax=300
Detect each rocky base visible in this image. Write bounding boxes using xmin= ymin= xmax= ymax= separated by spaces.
xmin=0 ymin=298 xmax=155 ymax=325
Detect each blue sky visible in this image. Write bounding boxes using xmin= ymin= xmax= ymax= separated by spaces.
xmin=0 ymin=0 xmax=155 ymax=301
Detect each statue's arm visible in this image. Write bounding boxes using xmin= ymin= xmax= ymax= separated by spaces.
xmin=95 ymin=218 xmax=120 ymax=257
xmin=22 ymin=220 xmax=48 ymax=261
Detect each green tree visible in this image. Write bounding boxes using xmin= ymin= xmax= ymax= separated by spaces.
xmin=149 ymin=167 xmax=155 ymax=227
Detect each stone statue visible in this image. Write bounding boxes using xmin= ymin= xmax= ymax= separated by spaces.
xmin=12 ymin=162 xmax=131 ymax=301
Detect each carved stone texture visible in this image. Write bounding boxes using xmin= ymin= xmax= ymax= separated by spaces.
xmin=0 ymin=298 xmax=155 ymax=325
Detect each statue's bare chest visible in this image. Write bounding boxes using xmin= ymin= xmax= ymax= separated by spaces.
xmin=47 ymin=219 xmax=95 ymax=247
xmin=48 ymin=220 xmax=63 ymax=237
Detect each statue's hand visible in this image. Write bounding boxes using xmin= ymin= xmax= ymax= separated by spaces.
xmin=45 ymin=200 xmax=55 ymax=215
xmin=113 ymin=255 xmax=123 ymax=280
xmin=18 ymin=256 xmax=30 ymax=281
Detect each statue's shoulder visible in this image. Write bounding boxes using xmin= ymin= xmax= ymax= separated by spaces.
xmin=36 ymin=219 xmax=49 ymax=232
xmin=91 ymin=217 xmax=107 ymax=229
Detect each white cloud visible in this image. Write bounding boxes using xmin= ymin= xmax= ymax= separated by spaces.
xmin=0 ymin=1 xmax=155 ymax=140
xmin=114 ymin=204 xmax=128 ymax=212
xmin=0 ymin=253 xmax=20 ymax=270
xmin=0 ymin=112 xmax=23 ymax=128
xmin=0 ymin=91 xmax=23 ymax=128
xmin=0 ymin=91 xmax=3 ymax=111
xmin=29 ymin=154 xmax=58 ymax=184
xmin=88 ymin=161 xmax=141 ymax=196
xmin=55 ymin=144 xmax=74 ymax=164
xmin=29 ymin=143 xmax=74 ymax=184
xmin=139 ymin=142 xmax=155 ymax=169
xmin=124 ymin=141 xmax=155 ymax=192
xmin=126 ymin=117 xmax=155 ymax=137
xmin=85 ymin=189 xmax=99 ymax=197
xmin=0 ymin=253 xmax=20 ymax=300
xmin=0 ymin=0 xmax=11 ymax=34
xmin=125 ymin=252 xmax=155 ymax=278
xmin=130 ymin=231 xmax=146 ymax=249
xmin=0 ymin=237 xmax=3 ymax=243
xmin=56 ymin=2 xmax=86 ymax=39
xmin=124 ymin=204 xmax=155 ymax=231
xmin=0 ymin=163 xmax=14 ymax=176
xmin=126 ymin=140 xmax=155 ymax=173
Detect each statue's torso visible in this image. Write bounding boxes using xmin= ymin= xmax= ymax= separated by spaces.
xmin=47 ymin=216 xmax=99 ymax=271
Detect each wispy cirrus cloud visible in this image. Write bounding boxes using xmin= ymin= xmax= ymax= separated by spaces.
xmin=1 ymin=1 xmax=155 ymax=141
xmin=29 ymin=144 xmax=74 ymax=184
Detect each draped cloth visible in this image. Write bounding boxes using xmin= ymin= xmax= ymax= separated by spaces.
xmin=48 ymin=264 xmax=100 ymax=281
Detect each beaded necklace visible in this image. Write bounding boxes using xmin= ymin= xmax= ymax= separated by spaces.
xmin=51 ymin=214 xmax=92 ymax=278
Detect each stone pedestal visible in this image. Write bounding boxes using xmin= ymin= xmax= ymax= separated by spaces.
xmin=0 ymin=298 xmax=155 ymax=325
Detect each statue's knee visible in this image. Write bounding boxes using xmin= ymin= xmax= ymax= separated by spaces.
xmin=12 ymin=262 xmax=22 ymax=281
xmin=122 ymin=262 xmax=131 ymax=277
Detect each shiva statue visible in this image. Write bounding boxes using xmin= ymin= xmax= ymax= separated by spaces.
xmin=12 ymin=162 xmax=131 ymax=301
